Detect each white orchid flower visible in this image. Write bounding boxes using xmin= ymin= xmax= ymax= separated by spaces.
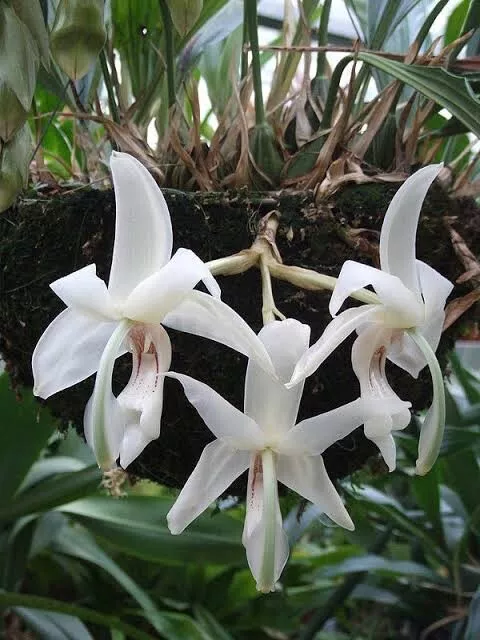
xmin=289 ymin=165 xmax=453 ymax=475
xmin=32 ymin=152 xmax=274 ymax=471
xmin=166 ymin=319 xmax=405 ymax=592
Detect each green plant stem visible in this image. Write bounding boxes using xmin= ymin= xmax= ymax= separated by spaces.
xmin=315 ymin=0 xmax=332 ymax=81
xmin=299 ymin=526 xmax=393 ymax=640
xmin=245 ymin=0 xmax=265 ymax=125
xmin=321 ymin=55 xmax=353 ymax=129
xmin=99 ymin=50 xmax=120 ymax=123
xmin=0 ymin=592 xmax=156 ymax=640
xmin=241 ymin=2 xmax=249 ymax=81
xmin=158 ymin=0 xmax=176 ymax=107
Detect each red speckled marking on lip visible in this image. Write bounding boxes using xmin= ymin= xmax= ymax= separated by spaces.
xmin=249 ymin=453 xmax=263 ymax=509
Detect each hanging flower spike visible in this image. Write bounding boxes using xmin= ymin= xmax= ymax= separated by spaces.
xmin=289 ymin=165 xmax=453 ymax=475
xmin=33 ymin=152 xmax=275 ymax=471
xmin=166 ymin=319 xmax=408 ymax=592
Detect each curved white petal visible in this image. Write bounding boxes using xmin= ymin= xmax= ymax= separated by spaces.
xmin=123 ymin=249 xmax=220 ymax=324
xmin=368 ymin=433 xmax=397 ymax=472
xmin=50 ymin=265 xmax=119 ymax=321
xmin=167 ymin=372 xmax=265 ymax=450
xmin=84 ymin=320 xmax=133 ymax=470
xmin=32 ymin=309 xmax=119 ymax=399
xmin=108 ymin=152 xmax=173 ymax=302
xmin=352 ymin=325 xmax=410 ymax=471
xmin=417 ymin=260 xmax=453 ymax=321
xmin=167 ymin=440 xmax=250 ymax=534
xmin=288 ymin=306 xmax=378 ymax=387
xmin=380 ymin=164 xmax=442 ymax=295
xmin=279 ymin=397 xmax=370 ymax=456
xmin=330 ymin=262 xmax=424 ymax=324
xmin=163 ymin=291 xmax=275 ymax=375
xmin=118 ymin=324 xmax=172 ymax=468
xmin=245 ymin=320 xmax=310 ymax=438
xmin=276 ymin=454 xmax=354 ymax=530
xmin=409 ymin=331 xmax=446 ymax=475
xmin=243 ymin=452 xmax=289 ymax=592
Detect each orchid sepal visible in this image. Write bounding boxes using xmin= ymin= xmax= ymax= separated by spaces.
xmin=408 ymin=330 xmax=446 ymax=475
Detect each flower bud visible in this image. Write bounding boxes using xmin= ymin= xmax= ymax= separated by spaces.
xmin=0 ymin=5 xmax=39 ymax=142
xmin=0 ymin=124 xmax=32 ymax=213
xmin=50 ymin=0 xmax=106 ymax=81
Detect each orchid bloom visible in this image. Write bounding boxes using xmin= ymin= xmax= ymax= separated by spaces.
xmin=166 ymin=319 xmax=405 ymax=592
xmin=32 ymin=152 xmax=274 ymax=471
xmin=289 ymin=165 xmax=453 ymax=475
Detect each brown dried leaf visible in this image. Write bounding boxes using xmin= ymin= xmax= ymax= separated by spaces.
xmin=443 ymin=289 xmax=480 ymax=331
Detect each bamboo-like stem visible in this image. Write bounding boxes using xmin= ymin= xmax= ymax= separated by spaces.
xmin=245 ymin=0 xmax=265 ymax=125
xmin=99 ymin=50 xmax=120 ymax=123
xmin=158 ymin=0 xmax=176 ymax=107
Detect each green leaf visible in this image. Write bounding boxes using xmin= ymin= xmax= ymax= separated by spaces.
xmin=53 ymin=525 xmax=195 ymax=640
xmin=166 ymin=0 xmax=203 ymax=36
xmin=11 ymin=0 xmax=50 ymax=67
xmin=0 ymin=592 xmax=156 ymax=640
xmin=13 ymin=608 xmax=93 ymax=640
xmin=60 ymin=495 xmax=244 ymax=566
xmin=317 ymin=554 xmax=442 ymax=582
xmin=441 ymin=448 xmax=480 ymax=515
xmin=193 ymin=605 xmax=234 ymax=640
xmin=412 ymin=465 xmax=443 ymax=544
xmin=466 ymin=587 xmax=480 ymax=640
xmin=0 ymin=374 xmax=57 ymax=506
xmin=0 ymin=467 xmax=102 ymax=523
xmin=356 ymin=52 xmax=480 ymax=139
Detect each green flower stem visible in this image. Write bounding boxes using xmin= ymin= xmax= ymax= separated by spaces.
xmin=0 ymin=592 xmax=156 ymax=640
xmin=205 ymin=251 xmax=258 ymax=276
xmin=245 ymin=0 xmax=265 ymax=125
xmin=258 ymin=448 xmax=277 ymax=592
xmin=158 ymin=0 xmax=176 ymax=107
xmin=91 ymin=319 xmax=133 ymax=470
xmin=408 ymin=330 xmax=446 ymax=475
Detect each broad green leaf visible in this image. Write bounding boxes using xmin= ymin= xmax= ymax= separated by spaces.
xmin=412 ymin=465 xmax=443 ymax=544
xmin=60 ymin=495 xmax=244 ymax=566
xmin=449 ymin=352 xmax=480 ymax=404
xmin=13 ymin=608 xmax=93 ymax=640
xmin=53 ymin=525 xmax=194 ymax=640
xmin=0 ymin=592 xmax=156 ymax=640
xmin=317 ymin=553 xmax=442 ymax=582
xmin=0 ymin=374 xmax=57 ymax=506
xmin=11 ymin=0 xmax=50 ymax=66
xmin=445 ymin=0 xmax=469 ymax=45
xmin=166 ymin=0 xmax=203 ymax=36
xmin=18 ymin=457 xmax=87 ymax=493
xmin=441 ymin=448 xmax=480 ymax=516
xmin=357 ymin=52 xmax=480 ymax=139
xmin=0 ymin=467 xmax=102 ymax=523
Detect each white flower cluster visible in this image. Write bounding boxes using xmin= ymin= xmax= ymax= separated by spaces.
xmin=32 ymin=152 xmax=453 ymax=592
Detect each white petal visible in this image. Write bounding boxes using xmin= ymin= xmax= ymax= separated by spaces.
xmin=32 ymin=309 xmax=119 ymax=399
xmin=108 ymin=152 xmax=173 ymax=302
xmin=368 ymin=433 xmax=397 ymax=472
xmin=417 ymin=260 xmax=453 ymax=321
xmin=83 ymin=320 xmax=133 ymax=470
xmin=167 ymin=372 xmax=265 ymax=450
xmin=123 ymin=249 xmax=220 ymax=324
xmin=380 ymin=164 xmax=442 ymax=295
xmin=387 ymin=332 xmax=426 ymax=378
xmin=167 ymin=440 xmax=250 ymax=534
xmin=243 ymin=451 xmax=289 ymax=592
xmin=276 ymin=454 xmax=354 ymax=530
xmin=279 ymin=397 xmax=370 ymax=456
xmin=329 ymin=262 xmax=423 ymax=324
xmin=288 ymin=306 xmax=377 ymax=387
xmin=118 ymin=324 xmax=172 ymax=468
xmin=50 ymin=265 xmax=118 ymax=321
xmin=245 ymin=320 xmax=310 ymax=438
xmin=163 ymin=291 xmax=275 ymax=375
xmin=409 ymin=331 xmax=446 ymax=475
